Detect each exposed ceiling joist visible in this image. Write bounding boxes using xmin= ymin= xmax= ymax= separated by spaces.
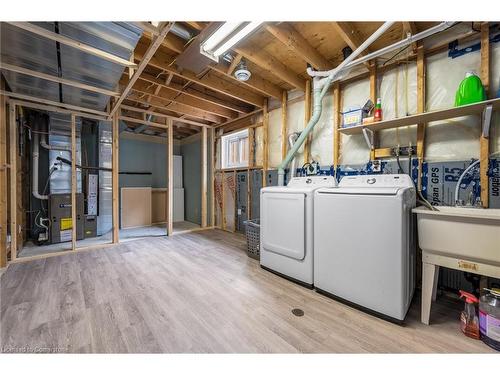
xmin=185 ymin=22 xmax=206 ymax=31
xmin=265 ymin=23 xmax=332 ymax=70
xmin=210 ymin=61 xmax=283 ymax=99
xmin=135 ymin=45 xmax=265 ymax=107
xmin=119 ymin=115 xmax=168 ymax=130
xmin=402 ymin=22 xmax=418 ymax=52
xmin=234 ymin=46 xmax=306 ymax=91
xmin=109 ymin=22 xmax=174 ymax=117
xmin=0 ymin=62 xmax=120 ymax=97
xmin=120 ymin=104 xmax=208 ymax=127
xmin=215 ymin=108 xmax=262 ymax=129
xmin=138 ymin=71 xmax=250 ymax=114
xmin=227 ymin=54 xmax=243 ymax=75
xmin=7 ymin=22 xmax=138 ymax=68
xmin=127 ymin=77 xmax=237 ymax=119
xmin=331 ymin=22 xmax=372 ymax=68
xmin=127 ymin=89 xmax=223 ymax=123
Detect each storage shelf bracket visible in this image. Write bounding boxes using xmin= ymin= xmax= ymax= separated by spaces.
xmin=482 ymin=104 xmax=492 ymax=138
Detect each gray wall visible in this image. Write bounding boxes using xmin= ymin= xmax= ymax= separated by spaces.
xmin=180 ymin=138 xmax=201 ymax=224
xmin=119 ymin=136 xmax=171 ymax=188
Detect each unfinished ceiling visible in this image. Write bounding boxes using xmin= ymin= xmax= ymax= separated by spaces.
xmin=1 ymin=21 xmax=472 ymax=139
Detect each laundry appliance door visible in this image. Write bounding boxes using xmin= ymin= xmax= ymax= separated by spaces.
xmin=261 ymin=192 xmax=306 ymax=260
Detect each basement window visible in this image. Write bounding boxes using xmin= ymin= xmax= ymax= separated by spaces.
xmin=221 ymin=129 xmax=249 ymax=169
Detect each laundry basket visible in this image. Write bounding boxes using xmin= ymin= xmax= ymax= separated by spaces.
xmin=244 ymin=219 xmax=260 ymax=260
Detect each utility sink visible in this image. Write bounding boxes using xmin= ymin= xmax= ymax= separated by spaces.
xmin=413 ymin=206 xmax=500 ymax=265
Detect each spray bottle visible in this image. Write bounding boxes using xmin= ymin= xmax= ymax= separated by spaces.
xmin=459 ymin=290 xmax=480 ymax=339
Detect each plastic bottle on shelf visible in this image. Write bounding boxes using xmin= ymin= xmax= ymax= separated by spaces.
xmin=454 ymin=71 xmax=487 ymax=107
xmin=459 ymin=290 xmax=480 ymax=339
xmin=374 ymin=98 xmax=382 ymax=122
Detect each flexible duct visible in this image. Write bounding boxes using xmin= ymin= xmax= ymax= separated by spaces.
xmin=277 ymin=21 xmax=454 ymax=186
xmin=277 ymin=22 xmax=395 ymax=185
xmin=287 ymin=132 xmax=300 ymax=179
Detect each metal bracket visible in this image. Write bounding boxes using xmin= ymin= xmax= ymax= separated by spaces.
xmin=362 ymin=128 xmax=375 ymax=150
xmin=482 ymin=104 xmax=493 ymax=138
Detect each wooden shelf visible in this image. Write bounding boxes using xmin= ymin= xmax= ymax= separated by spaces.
xmin=338 ymin=98 xmax=500 ymax=135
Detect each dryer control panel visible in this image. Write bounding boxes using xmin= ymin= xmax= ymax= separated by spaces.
xmin=287 ymin=176 xmax=337 ymax=188
xmin=339 ymin=174 xmax=414 ymax=188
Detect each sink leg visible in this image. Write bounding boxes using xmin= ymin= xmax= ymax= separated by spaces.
xmin=432 ymin=265 xmax=440 ymax=302
xmin=422 ymin=262 xmax=439 ymax=325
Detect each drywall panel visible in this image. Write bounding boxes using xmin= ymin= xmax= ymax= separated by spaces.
xmin=121 ymin=187 xmax=151 ymax=229
xmin=268 ymin=107 xmax=282 ymax=168
xmin=339 ymin=79 xmax=371 ymax=165
xmin=151 ymin=188 xmax=184 ymax=224
xmin=425 ymin=49 xmax=481 ymax=161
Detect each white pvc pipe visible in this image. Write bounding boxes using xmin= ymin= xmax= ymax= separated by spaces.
xmin=32 ymin=132 xmax=49 ymax=200
xmin=307 ymin=22 xmax=455 ymax=78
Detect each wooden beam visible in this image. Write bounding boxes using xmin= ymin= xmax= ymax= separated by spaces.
xmin=70 ymin=114 xmax=77 ymax=251
xmin=0 ymin=90 xmax=108 ymax=117
xmin=210 ymin=127 xmax=216 ymax=226
xmin=110 ymin=22 xmax=174 ymax=117
xmin=7 ymin=22 xmax=137 ymax=68
xmin=126 ymin=90 xmax=222 ymax=123
xmin=333 ymin=82 xmax=341 ymax=169
xmin=227 ymin=54 xmax=243 ymax=75
xmin=480 ymin=23 xmax=490 ymax=208
xmin=417 ymin=44 xmax=426 ymax=192
xmin=265 ymin=23 xmax=332 ymax=70
xmin=139 ymin=72 xmax=249 ymax=114
xmin=112 ymin=112 xmax=119 ymax=243
xmin=262 ymin=99 xmax=269 ymax=187
xmin=331 ymin=22 xmax=371 ymax=68
xmin=402 ymin=22 xmax=418 ymax=53
xmin=120 ymin=104 xmax=207 ymax=127
xmin=185 ymin=21 xmax=205 ymax=31
xmin=210 ymin=61 xmax=283 ymax=99
xmin=201 ymin=126 xmax=208 ymax=228
xmin=9 ymin=102 xmax=17 ymax=260
xmin=119 ymin=115 xmax=169 ymax=130
xmin=235 ymin=46 xmax=306 ymax=91
xmin=1 ymin=62 xmax=120 ymax=97
xmin=166 ymin=118 xmax=174 ymax=235
xmin=248 ymin=127 xmax=255 ymax=168
xmin=281 ymin=90 xmax=288 ymax=160
xmin=0 ymin=85 xmax=7 ymax=267
xmin=129 ymin=77 xmax=236 ymax=119
xmin=134 ymin=43 xmax=265 ymax=107
xmin=215 ymin=109 xmax=262 ymax=129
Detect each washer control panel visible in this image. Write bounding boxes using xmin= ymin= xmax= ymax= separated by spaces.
xmin=339 ymin=174 xmax=414 ymax=188
xmin=287 ymin=176 xmax=337 ymax=188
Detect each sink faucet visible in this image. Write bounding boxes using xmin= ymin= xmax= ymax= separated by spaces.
xmin=456 ymin=191 xmax=482 ymax=208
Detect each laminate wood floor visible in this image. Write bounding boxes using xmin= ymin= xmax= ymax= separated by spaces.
xmin=0 ymin=230 xmax=494 ymax=353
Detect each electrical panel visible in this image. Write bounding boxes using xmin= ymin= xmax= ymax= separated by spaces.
xmin=236 ymin=171 xmax=248 ymax=232
xmin=87 ymin=173 xmax=98 ymax=216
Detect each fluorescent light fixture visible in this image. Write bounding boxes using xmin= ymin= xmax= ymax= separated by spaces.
xmin=213 ymin=22 xmax=262 ymax=57
xmin=202 ymin=22 xmax=241 ymax=53
xmin=200 ymin=22 xmax=263 ymax=62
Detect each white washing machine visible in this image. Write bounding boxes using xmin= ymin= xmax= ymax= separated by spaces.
xmin=260 ymin=176 xmax=337 ymax=288
xmin=314 ymin=174 xmax=416 ymax=322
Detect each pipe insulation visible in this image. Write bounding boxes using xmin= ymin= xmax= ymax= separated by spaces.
xmin=277 ymin=21 xmax=454 ymax=186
